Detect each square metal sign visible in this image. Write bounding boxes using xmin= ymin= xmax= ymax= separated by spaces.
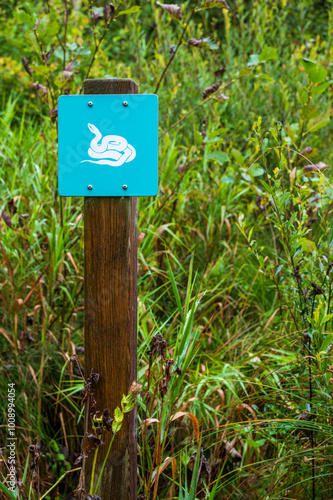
xmin=58 ymin=94 xmax=158 ymax=196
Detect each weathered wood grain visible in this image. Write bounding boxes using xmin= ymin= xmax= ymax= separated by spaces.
xmin=84 ymin=78 xmax=138 ymax=499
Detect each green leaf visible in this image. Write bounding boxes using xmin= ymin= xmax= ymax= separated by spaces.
xmin=0 ymin=482 xmax=16 ymax=500
xmin=189 ymin=439 xmax=202 ymax=500
xmin=232 ymin=148 xmax=245 ymax=166
xmin=246 ymin=438 xmax=266 ymax=449
xmin=307 ymin=112 xmax=330 ymax=133
xmin=249 ymin=164 xmax=265 ymax=177
xmin=301 ymin=104 xmax=320 ymax=120
xmin=320 ymin=334 xmax=333 ymax=352
xmin=297 ymin=85 xmax=308 ymax=104
xmin=299 ymin=238 xmax=316 ymax=253
xmin=37 ymin=13 xmax=60 ymax=42
xmin=275 ymin=264 xmax=283 ymax=276
xmin=113 ymin=406 xmax=124 ymax=423
xmin=221 ymin=176 xmax=234 ymax=184
xmin=112 ymin=420 xmax=122 ymax=434
xmin=15 ymin=9 xmax=36 ymax=28
xmin=66 ymin=42 xmax=78 ymax=51
xmin=24 ymin=30 xmax=40 ymax=54
xmin=258 ymin=46 xmax=278 ymax=62
xmin=312 ymin=81 xmax=333 ymax=96
xmin=303 ymin=58 xmax=327 ymax=84
xmin=239 ymin=67 xmax=251 ymax=77
xmin=262 ymin=137 xmax=269 ymax=153
xmin=194 ymin=129 xmax=203 ymax=146
xmin=117 ymin=6 xmax=141 ymax=16
xmin=260 ymin=179 xmax=273 ymax=195
xmin=247 ymin=54 xmax=259 ymax=67
xmin=206 ymin=151 xmax=230 ymax=164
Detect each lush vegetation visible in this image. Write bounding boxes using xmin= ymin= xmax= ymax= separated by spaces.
xmin=1 ymin=0 xmax=333 ymax=498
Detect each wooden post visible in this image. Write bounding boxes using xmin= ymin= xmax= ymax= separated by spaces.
xmin=84 ymin=78 xmax=138 ymax=499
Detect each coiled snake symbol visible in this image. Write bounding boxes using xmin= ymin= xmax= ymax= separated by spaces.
xmin=81 ymin=123 xmax=136 ymax=167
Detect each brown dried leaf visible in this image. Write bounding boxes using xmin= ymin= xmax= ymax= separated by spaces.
xmin=21 ymin=56 xmax=32 ymax=76
xmin=142 ymin=417 xmax=159 ymax=428
xmin=49 ymin=108 xmax=58 ymax=118
xmin=20 ymin=330 xmax=35 ymax=344
xmin=159 ymin=359 xmax=174 ymax=398
xmin=188 ymin=38 xmax=204 ymax=46
xmin=201 ymin=452 xmax=211 ymax=478
xmin=171 ymin=411 xmax=200 ymax=444
xmin=81 ymin=369 xmax=100 ymax=416
xmin=81 ymin=433 xmax=103 ymax=457
xmin=63 ymin=70 xmax=73 ymax=80
xmin=156 ymin=224 xmax=168 ymax=236
xmin=188 ymin=448 xmax=211 ymax=482
xmin=138 ymin=231 xmax=145 ymax=244
xmin=19 ymin=213 xmax=29 ymax=227
xmin=149 ymin=333 xmax=167 ymax=359
xmin=32 ymin=82 xmax=48 ymax=97
xmin=309 ymin=282 xmax=325 ymax=298
xmin=74 ymin=453 xmax=83 ymax=466
xmin=102 ymin=408 xmax=113 ymax=431
xmin=178 ymin=163 xmax=186 ymax=174
xmin=44 ymin=49 xmax=54 ymax=62
xmin=226 ymin=442 xmax=242 ymax=460
xmin=217 ymin=93 xmax=229 ymax=101
xmin=150 ymin=456 xmax=176 ymax=486
xmin=65 ymin=60 xmax=74 ymax=71
xmin=103 ymin=3 xmax=115 ymax=23
xmin=2 ymin=211 xmax=13 ymax=228
xmin=129 ymin=381 xmax=142 ymax=396
xmin=237 ymin=403 xmax=257 ymax=419
xmin=214 ymin=66 xmax=225 ymax=77
xmin=156 ymin=2 xmax=182 ymax=19
xmin=92 ymin=10 xmax=103 ymax=27
xmin=304 ymin=161 xmax=329 ymax=172
xmin=255 ymin=195 xmax=264 ymax=211
xmin=301 ymin=146 xmax=313 ymax=156
xmin=203 ymin=80 xmax=221 ymax=99
xmin=7 ymin=198 xmax=17 ymax=215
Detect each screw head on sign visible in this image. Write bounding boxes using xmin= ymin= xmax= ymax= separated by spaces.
xmin=123 ymin=101 xmax=128 ymax=107
xmin=88 ymin=185 xmax=93 ymax=190
xmin=122 ymin=185 xmax=128 ymax=190
xmin=88 ymin=101 xmax=93 ymax=107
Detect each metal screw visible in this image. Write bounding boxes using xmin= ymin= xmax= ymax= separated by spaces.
xmin=123 ymin=101 xmax=128 ymax=107
xmin=122 ymin=184 xmax=128 ymax=190
xmin=88 ymin=185 xmax=93 ymax=190
xmin=88 ymin=101 xmax=93 ymax=107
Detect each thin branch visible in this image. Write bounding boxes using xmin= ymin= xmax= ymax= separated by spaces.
xmin=154 ymin=0 xmax=200 ymax=93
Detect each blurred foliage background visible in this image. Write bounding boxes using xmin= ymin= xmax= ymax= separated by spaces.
xmin=1 ymin=0 xmax=333 ymax=498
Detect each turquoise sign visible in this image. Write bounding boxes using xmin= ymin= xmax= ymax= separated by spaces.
xmin=58 ymin=94 xmax=158 ymax=196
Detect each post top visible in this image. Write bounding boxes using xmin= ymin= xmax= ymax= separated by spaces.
xmin=83 ymin=78 xmax=138 ymax=95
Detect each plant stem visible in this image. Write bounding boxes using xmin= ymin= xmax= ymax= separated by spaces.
xmin=93 ymin=434 xmax=116 ymax=495
xmin=90 ymin=447 xmax=99 ymax=494
xmin=39 ymin=468 xmax=81 ymax=499
xmin=310 ymin=298 xmax=315 ymax=500
xmin=154 ymin=0 xmax=200 ymax=93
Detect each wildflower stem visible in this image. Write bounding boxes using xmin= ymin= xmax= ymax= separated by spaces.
xmin=93 ymin=433 xmax=116 ymax=495
xmin=90 ymin=447 xmax=99 ymax=494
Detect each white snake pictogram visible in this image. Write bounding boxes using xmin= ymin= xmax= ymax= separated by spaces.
xmin=81 ymin=123 xmax=136 ymax=167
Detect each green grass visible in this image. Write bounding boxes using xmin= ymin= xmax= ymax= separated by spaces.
xmin=1 ymin=0 xmax=333 ymax=498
